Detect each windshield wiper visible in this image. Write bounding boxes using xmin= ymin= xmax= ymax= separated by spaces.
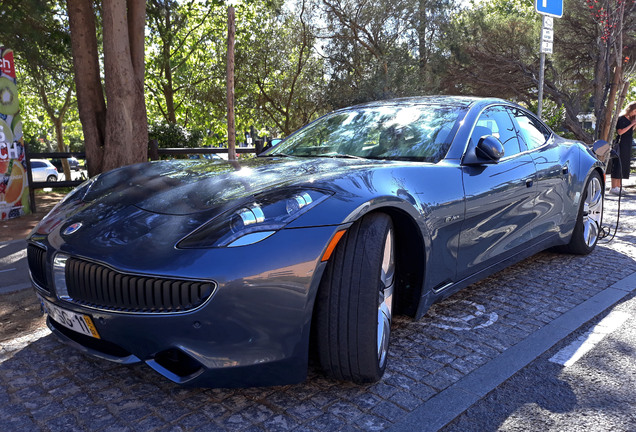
xmin=262 ymin=152 xmax=293 ymax=157
xmin=317 ymin=154 xmax=368 ymax=160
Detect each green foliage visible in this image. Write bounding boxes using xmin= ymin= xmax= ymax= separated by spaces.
xmin=5 ymin=0 xmax=632 ymax=153
xmin=148 ymin=123 xmax=205 ymax=148
xmin=145 ymin=0 xmax=228 ymax=128
xmin=236 ymin=0 xmax=329 ymax=135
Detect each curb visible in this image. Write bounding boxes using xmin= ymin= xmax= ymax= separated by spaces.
xmin=0 ymin=283 xmax=32 ymax=295
xmin=0 ymin=238 xmax=27 ymax=247
xmin=388 ymin=271 xmax=636 ymax=432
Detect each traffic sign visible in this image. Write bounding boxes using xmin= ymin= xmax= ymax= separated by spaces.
xmin=535 ymin=0 xmax=563 ymax=18
xmin=542 ymin=29 xmax=554 ymax=42
xmin=541 ymin=41 xmax=553 ymax=55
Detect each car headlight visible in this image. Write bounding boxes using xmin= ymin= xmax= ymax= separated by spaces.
xmin=177 ymin=189 xmax=331 ymax=248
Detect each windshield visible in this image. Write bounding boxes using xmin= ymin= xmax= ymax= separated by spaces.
xmin=268 ymin=104 xmax=462 ymax=162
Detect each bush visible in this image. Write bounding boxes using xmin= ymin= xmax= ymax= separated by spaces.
xmin=148 ymin=123 xmax=205 ymax=148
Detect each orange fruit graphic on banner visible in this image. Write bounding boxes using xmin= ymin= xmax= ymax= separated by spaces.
xmin=5 ymin=161 xmax=25 ymax=204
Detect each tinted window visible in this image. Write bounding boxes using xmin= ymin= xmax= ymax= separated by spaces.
xmin=510 ymin=108 xmax=551 ymax=150
xmin=269 ymin=104 xmax=463 ymax=162
xmin=472 ymin=106 xmax=521 ymax=156
xmin=32 ymin=161 xmax=45 ymax=168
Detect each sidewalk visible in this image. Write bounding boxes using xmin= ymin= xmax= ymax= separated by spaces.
xmin=0 ymin=192 xmax=66 ymax=243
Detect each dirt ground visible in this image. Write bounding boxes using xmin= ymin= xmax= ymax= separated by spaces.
xmin=0 ymin=192 xmax=66 ymax=243
xmin=0 ymin=289 xmax=46 ymax=343
xmin=0 ymin=193 xmax=65 ymax=343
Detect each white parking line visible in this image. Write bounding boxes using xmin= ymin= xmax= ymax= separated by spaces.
xmin=549 ymin=310 xmax=631 ymax=367
xmin=0 ymin=268 xmax=17 ymax=273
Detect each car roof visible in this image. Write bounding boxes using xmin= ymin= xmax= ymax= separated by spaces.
xmin=342 ymin=95 xmax=507 ymax=111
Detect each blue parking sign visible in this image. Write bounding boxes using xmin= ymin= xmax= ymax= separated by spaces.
xmin=535 ymin=0 xmax=563 ymax=18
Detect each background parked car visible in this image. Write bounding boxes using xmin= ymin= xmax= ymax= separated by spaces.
xmin=30 ymin=159 xmax=58 ymax=182
xmin=50 ymin=157 xmax=81 ymax=172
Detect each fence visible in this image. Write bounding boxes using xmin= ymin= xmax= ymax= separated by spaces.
xmin=25 ymin=145 xmax=261 ymax=212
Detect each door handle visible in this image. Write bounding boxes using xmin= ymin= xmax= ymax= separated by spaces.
xmin=526 ymin=178 xmax=534 ymax=188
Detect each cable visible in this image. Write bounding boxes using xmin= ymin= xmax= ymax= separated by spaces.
xmin=599 ymin=154 xmax=622 ymax=243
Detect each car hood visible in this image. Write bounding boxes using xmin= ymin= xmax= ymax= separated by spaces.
xmin=31 ymin=157 xmax=393 ymax=256
xmin=77 ymin=157 xmax=386 ymax=216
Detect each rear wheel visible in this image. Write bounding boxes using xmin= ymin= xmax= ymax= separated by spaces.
xmin=315 ymin=213 xmax=395 ymax=383
xmin=46 ymin=175 xmax=57 ymax=182
xmin=561 ymin=172 xmax=603 ymax=254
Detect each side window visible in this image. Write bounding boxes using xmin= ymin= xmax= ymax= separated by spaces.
xmin=510 ymin=108 xmax=551 ymax=150
xmin=31 ymin=161 xmax=44 ymax=168
xmin=472 ymin=106 xmax=521 ymax=157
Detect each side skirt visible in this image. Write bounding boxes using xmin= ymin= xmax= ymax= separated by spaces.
xmin=414 ymin=234 xmax=561 ymax=319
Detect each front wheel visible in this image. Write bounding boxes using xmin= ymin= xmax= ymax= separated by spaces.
xmin=561 ymin=171 xmax=603 ymax=255
xmin=315 ymin=213 xmax=395 ymax=383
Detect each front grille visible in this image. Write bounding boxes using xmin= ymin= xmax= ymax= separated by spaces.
xmin=65 ymin=258 xmax=215 ymax=313
xmin=27 ymin=244 xmax=48 ymax=291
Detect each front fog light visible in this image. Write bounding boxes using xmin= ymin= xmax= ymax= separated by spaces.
xmin=53 ymin=253 xmax=70 ymax=300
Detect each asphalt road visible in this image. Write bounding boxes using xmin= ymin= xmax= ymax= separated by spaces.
xmin=0 ymin=181 xmax=635 ymax=431
xmin=0 ymin=240 xmax=29 ymax=294
xmin=442 ymin=289 xmax=636 ymax=432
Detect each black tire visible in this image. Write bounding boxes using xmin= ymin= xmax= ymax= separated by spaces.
xmin=315 ymin=213 xmax=395 ymax=383
xmin=560 ymin=171 xmax=603 ymax=255
xmin=46 ymin=175 xmax=57 ymax=182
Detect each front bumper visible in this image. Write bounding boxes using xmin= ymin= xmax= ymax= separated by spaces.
xmin=30 ymin=225 xmax=338 ymax=388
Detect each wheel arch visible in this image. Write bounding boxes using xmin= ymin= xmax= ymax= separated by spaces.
xmin=313 ymin=204 xmax=426 ymax=319
xmin=378 ymin=206 xmax=425 ymax=317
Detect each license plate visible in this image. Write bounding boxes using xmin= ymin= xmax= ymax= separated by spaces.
xmin=39 ymin=296 xmax=101 ymax=339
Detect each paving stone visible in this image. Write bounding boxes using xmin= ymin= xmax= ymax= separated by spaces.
xmin=260 ymin=414 xmax=298 ymax=432
xmin=385 ymin=390 xmax=422 ymax=411
xmin=285 ymin=400 xmax=323 ymax=422
xmin=133 ymin=415 xmax=169 ymax=431
xmin=46 ymin=414 xmax=83 ymax=432
xmin=353 ymin=413 xmax=391 ymax=431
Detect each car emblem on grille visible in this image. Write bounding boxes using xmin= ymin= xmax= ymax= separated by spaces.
xmin=63 ymin=223 xmax=83 ymax=235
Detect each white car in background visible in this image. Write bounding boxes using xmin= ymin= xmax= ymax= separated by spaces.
xmin=30 ymin=159 xmax=58 ymax=182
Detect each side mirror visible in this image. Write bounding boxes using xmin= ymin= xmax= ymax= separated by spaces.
xmin=476 ymin=136 xmax=504 ymax=162
xmin=463 ymin=135 xmax=505 ymax=165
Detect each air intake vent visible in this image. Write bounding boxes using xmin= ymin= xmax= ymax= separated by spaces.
xmin=27 ymin=244 xmax=48 ymax=291
xmin=65 ymin=258 xmax=215 ymax=313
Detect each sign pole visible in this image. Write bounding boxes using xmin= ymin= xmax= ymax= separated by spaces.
xmin=535 ymin=0 xmax=561 ymax=119
xmin=537 ymin=16 xmax=547 ymax=119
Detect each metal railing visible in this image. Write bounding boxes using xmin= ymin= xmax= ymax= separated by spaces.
xmin=25 ymin=151 xmax=86 ymax=212
xmin=25 ymin=145 xmax=263 ymax=212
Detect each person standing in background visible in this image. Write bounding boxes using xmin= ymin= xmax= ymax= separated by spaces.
xmin=610 ymin=101 xmax=636 ymax=195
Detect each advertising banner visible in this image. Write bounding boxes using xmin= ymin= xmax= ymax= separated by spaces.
xmin=0 ymin=46 xmax=29 ymax=220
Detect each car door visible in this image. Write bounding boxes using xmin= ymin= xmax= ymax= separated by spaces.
xmin=457 ymin=105 xmax=539 ymax=278
xmin=508 ymin=107 xmax=571 ymax=242
xmin=31 ymin=161 xmax=45 ymax=182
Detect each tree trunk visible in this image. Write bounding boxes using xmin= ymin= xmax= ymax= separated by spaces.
xmin=227 ymin=6 xmax=236 ymax=161
xmin=66 ymin=0 xmax=107 ymax=176
xmin=102 ymin=0 xmax=148 ymax=171
xmin=52 ymin=118 xmax=71 ymax=180
xmin=599 ymin=63 xmax=622 ymax=142
xmin=418 ymin=0 xmax=428 ymax=88
xmin=161 ymin=6 xmax=177 ymax=123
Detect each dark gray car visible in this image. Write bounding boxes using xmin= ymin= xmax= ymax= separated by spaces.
xmin=28 ymin=96 xmax=604 ymax=388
